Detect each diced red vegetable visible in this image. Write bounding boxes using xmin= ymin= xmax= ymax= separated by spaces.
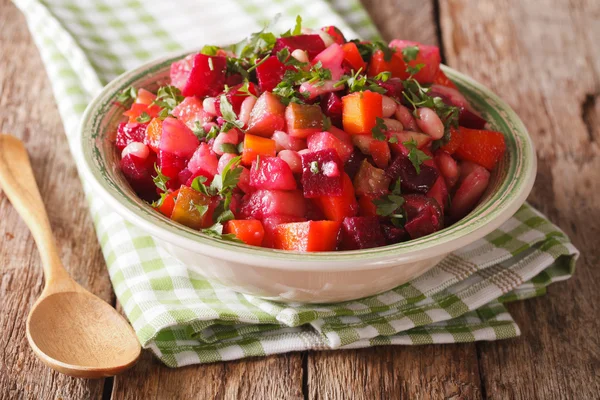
xmin=369 ymin=140 xmax=391 ymax=168
xmin=388 ymin=40 xmax=441 ymax=83
xmin=116 ymin=122 xmax=148 ymax=152
xmin=239 ymin=190 xmax=307 ymax=220
xmin=272 ymin=35 xmax=326 ymax=59
xmin=358 ymin=194 xmax=378 ymax=217
xmin=385 ymin=154 xmax=439 ymax=194
xmin=454 ymin=127 xmax=506 ymax=170
xmin=123 ymin=103 xmax=161 ymax=123
xmin=242 ymin=134 xmax=277 ymax=166
xmin=170 ymin=53 xmax=227 ymax=97
xmin=120 ymin=153 xmax=156 ymax=199
xmin=159 ymin=117 xmax=200 ymax=159
xmin=402 ymin=194 xmax=443 ymax=239
xmin=158 ymin=150 xmax=187 ymax=190
xmin=224 ymin=220 xmax=265 ymax=246
xmin=255 ymin=56 xmax=295 ymax=92
xmin=246 ymin=92 xmax=286 ymax=137
xmin=313 ymin=43 xmax=345 ymax=80
xmin=273 ymin=220 xmax=341 ymax=252
xmin=342 ymin=91 xmax=383 ymax=135
xmin=155 ymin=189 xmax=179 ymax=217
xmin=187 ymin=143 xmax=218 ymax=178
xmin=262 ymin=215 xmax=307 ymax=248
xmin=172 ymin=97 xmax=212 ymax=129
xmin=340 ymin=216 xmax=386 ymax=250
xmin=307 ymin=131 xmax=354 ymax=163
xmin=353 ymin=159 xmax=391 ymax=196
xmin=321 ymin=26 xmax=346 ymax=45
xmin=321 ymin=92 xmax=344 ymax=127
xmin=301 ymin=149 xmax=344 ymax=198
xmin=250 ymin=156 xmax=297 ymax=191
xmin=433 ymin=69 xmax=458 ymax=90
xmin=341 ymin=42 xmax=366 ymax=72
xmin=144 ymin=118 xmax=162 ymax=153
xmin=313 ymin=173 xmax=358 ymax=221
xmin=215 ymin=82 xmax=259 ymax=115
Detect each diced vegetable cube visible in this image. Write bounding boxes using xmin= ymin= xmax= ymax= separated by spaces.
xmin=250 ymin=156 xmax=297 ymax=190
xmin=154 ymin=189 xmax=179 ymax=217
xmin=144 ymin=118 xmax=162 ymax=153
xmin=242 ymin=134 xmax=277 ymax=166
xmin=285 ymin=103 xmax=324 ymax=138
xmin=171 ymin=186 xmax=215 ymax=229
xmin=246 ymin=92 xmax=286 ymax=137
xmin=454 ymin=127 xmax=506 ymax=170
xmin=340 ymin=216 xmax=386 ymax=250
xmin=321 ymin=92 xmax=343 ymax=127
xmin=170 ymin=53 xmax=227 ymax=97
xmin=215 ymin=82 xmax=259 ymax=114
xmin=313 ymin=173 xmax=358 ymax=221
xmin=262 ymin=215 xmax=307 ymax=248
xmin=307 ymin=131 xmax=353 ymax=163
xmin=223 ymin=219 xmax=265 ymax=246
xmin=187 ymin=143 xmax=218 ymax=179
xmin=312 ymin=43 xmax=345 ymax=80
xmin=388 ymin=40 xmax=441 ymax=83
xmin=159 ymin=117 xmax=200 ymax=159
xmin=255 ymin=56 xmax=295 ymax=92
xmin=301 ymin=149 xmax=344 ymax=198
xmin=116 ymin=122 xmax=148 ymax=152
xmin=273 ymin=221 xmax=341 ymax=252
xmin=120 ymin=153 xmax=156 ymax=199
xmin=358 ymin=194 xmax=378 ymax=217
xmin=158 ymin=150 xmax=187 ymax=190
xmin=172 ymin=97 xmax=212 ymax=130
xmin=402 ymin=194 xmax=443 ymax=239
xmin=341 ymin=42 xmax=366 ymax=72
xmin=385 ymin=155 xmax=439 ymax=193
xmin=369 ymin=140 xmax=391 ymax=168
xmin=342 ymin=91 xmax=383 ymax=135
xmin=353 ymin=159 xmax=391 ymax=196
xmin=239 ymin=190 xmax=307 ymax=219
xmin=272 ymin=35 xmax=326 ymax=59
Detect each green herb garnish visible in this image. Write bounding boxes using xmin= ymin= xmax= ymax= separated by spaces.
xmin=403 ymin=138 xmax=431 ymax=174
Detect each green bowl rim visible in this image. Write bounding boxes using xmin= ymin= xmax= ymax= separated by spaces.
xmin=78 ymin=50 xmax=536 ymax=266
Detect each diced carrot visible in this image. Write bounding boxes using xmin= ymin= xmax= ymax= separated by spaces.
xmin=135 ymin=88 xmax=157 ymax=105
xmin=454 ymin=127 xmax=506 ymax=170
xmin=144 ymin=117 xmax=162 ymax=153
xmin=285 ymin=103 xmax=324 ymax=138
xmin=155 ymin=189 xmax=179 ymax=217
xmin=242 ymin=134 xmax=277 ymax=166
xmin=341 ymin=42 xmax=366 ymax=72
xmin=224 ymin=219 xmax=265 ymax=246
xmin=358 ymin=194 xmax=378 ymax=217
xmin=273 ymin=221 xmax=341 ymax=252
xmin=369 ymin=140 xmax=391 ymax=168
xmin=342 ymin=91 xmax=383 ymax=135
xmin=314 ymin=173 xmax=358 ymax=221
xmin=123 ymin=102 xmax=161 ymax=123
xmin=171 ymin=186 xmax=214 ymax=229
xmin=367 ymin=50 xmax=406 ymax=78
xmin=439 ymin=127 xmax=462 ymax=155
xmin=433 ymin=69 xmax=458 ymax=90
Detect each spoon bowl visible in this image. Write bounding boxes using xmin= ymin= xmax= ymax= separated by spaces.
xmin=0 ymin=134 xmax=141 ymax=378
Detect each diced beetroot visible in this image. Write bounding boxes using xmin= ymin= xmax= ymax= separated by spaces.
xmin=246 ymin=92 xmax=286 ymax=137
xmin=187 ymin=143 xmax=218 ymax=178
xmin=402 ymin=194 xmax=443 ymax=239
xmin=312 ymin=43 xmax=344 ymax=80
xmin=386 ymin=155 xmax=439 ymax=194
xmin=171 ymin=97 xmax=212 ymax=130
xmin=301 ymin=149 xmax=344 ymax=198
xmin=120 ymin=153 xmax=157 ymax=200
xmin=374 ymin=77 xmax=405 ymax=101
xmin=215 ymin=82 xmax=259 ymax=115
xmin=262 ymin=215 xmax=307 ymax=248
xmin=321 ymin=92 xmax=343 ymax=127
xmin=250 ymin=156 xmax=297 ymax=190
xmin=381 ymin=224 xmax=408 ymax=244
xmin=353 ymin=159 xmax=391 ymax=196
xmin=449 ymin=161 xmax=490 ymax=220
xmin=159 ymin=117 xmax=200 ymax=158
xmin=115 ymin=122 xmax=148 ymax=152
xmin=170 ymin=53 xmax=227 ymax=97
xmin=305 ymin=199 xmax=327 ymax=220
xmin=427 ymin=176 xmax=449 ymax=213
xmin=237 ymin=167 xmax=252 ymax=193
xmin=328 ymin=126 xmax=353 ymax=145
xmin=340 ymin=216 xmax=386 ymax=250
xmin=272 ymin=35 xmax=326 ymax=59
xmin=239 ymin=190 xmax=307 ymax=219
xmin=255 ymin=56 xmax=295 ymax=92
xmin=184 ymin=169 xmax=214 ymax=187
xmin=285 ymin=103 xmax=324 ymax=138
xmin=344 ymin=150 xmax=366 ymax=180
xmin=307 ymin=131 xmax=353 ymax=162
xmin=157 ymin=150 xmax=187 ymax=190
xmin=178 ymin=168 xmax=192 ymax=186
xmin=459 ymin=108 xmax=487 ymax=130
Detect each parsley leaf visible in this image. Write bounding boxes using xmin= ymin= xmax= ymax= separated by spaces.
xmin=201 ymin=223 xmax=242 ymax=243
xmin=310 ymin=161 xmax=320 ymax=174
xmin=116 ymin=86 xmax=137 ymax=105
xmin=191 ymin=121 xmax=218 ymax=140
xmin=153 ymin=164 xmax=170 ymax=192
xmin=334 ymin=69 xmax=386 ymax=94
xmin=201 ymin=45 xmax=220 ymax=56
xmin=152 ymin=85 xmax=184 ymax=119
xmin=282 ymin=15 xmax=303 ymax=37
xmin=403 ymin=138 xmax=431 ymax=174
xmin=190 ymin=175 xmax=211 ymax=196
xmin=136 ymin=111 xmax=151 ymax=123
xmin=401 ymin=45 xmax=420 ymax=63
xmin=220 ymin=143 xmax=239 ymax=154
xmin=371 ymin=117 xmax=388 ymax=141
xmin=373 ymin=194 xmax=405 ymax=217
xmin=218 ymin=95 xmax=244 ymax=131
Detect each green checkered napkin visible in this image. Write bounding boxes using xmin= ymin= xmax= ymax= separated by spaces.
xmin=14 ymin=0 xmax=578 ymax=367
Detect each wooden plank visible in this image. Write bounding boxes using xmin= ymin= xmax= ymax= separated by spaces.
xmin=308 ymin=346 xmax=481 ymax=399
xmin=439 ymin=0 xmax=600 ymax=398
xmin=111 ymin=350 xmax=304 ymax=399
xmin=0 ymin=0 xmax=113 ymax=399
xmin=301 ymin=2 xmax=483 ymax=399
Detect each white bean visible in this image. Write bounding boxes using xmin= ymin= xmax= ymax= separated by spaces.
xmin=122 ymin=142 xmax=149 ymax=159
xmin=316 ymin=30 xmax=335 ymax=47
xmin=238 ymin=96 xmax=257 ymax=128
xmin=381 ymin=95 xmax=397 ymax=118
xmin=203 ymin=97 xmax=217 ymax=116
xmin=416 ymin=107 xmax=444 ymax=139
xmin=394 ymin=104 xmax=419 ymax=131
xmin=278 ymin=150 xmax=302 ymax=174
xmin=291 ymin=49 xmax=309 ymax=64
xmin=383 ymin=118 xmax=404 ymax=132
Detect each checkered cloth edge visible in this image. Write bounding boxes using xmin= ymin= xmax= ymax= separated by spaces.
xmin=13 ymin=0 xmax=578 ymax=367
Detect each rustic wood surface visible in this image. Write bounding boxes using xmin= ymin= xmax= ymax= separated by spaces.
xmin=0 ymin=0 xmax=598 ymax=398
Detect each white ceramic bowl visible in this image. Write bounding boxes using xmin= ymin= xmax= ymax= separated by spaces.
xmin=78 ymin=52 xmax=536 ymax=303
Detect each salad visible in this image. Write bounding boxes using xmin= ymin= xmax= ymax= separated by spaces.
xmin=115 ymin=17 xmax=506 ymax=252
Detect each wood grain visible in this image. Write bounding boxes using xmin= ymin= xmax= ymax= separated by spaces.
xmin=440 ymin=0 xmax=600 ymax=398
xmin=0 ymin=0 xmax=112 ymax=397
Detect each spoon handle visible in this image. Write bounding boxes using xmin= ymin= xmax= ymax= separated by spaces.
xmin=0 ymin=134 xmax=73 ymax=288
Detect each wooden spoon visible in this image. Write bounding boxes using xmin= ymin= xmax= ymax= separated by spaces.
xmin=0 ymin=134 xmax=141 ymax=378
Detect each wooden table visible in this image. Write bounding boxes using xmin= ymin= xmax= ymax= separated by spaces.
xmin=1 ymin=0 xmax=599 ymax=398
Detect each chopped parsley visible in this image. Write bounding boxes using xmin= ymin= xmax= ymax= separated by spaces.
xmin=371 ymin=117 xmax=388 ymax=141
xmin=153 ymin=164 xmax=170 ymax=192
xmin=309 ymin=161 xmax=320 ymax=174
xmin=192 ymin=121 xmax=219 ymax=141
xmin=403 ymin=138 xmax=431 ymax=174
xmin=348 ymin=39 xmax=396 ymax=62
xmin=116 ymin=86 xmax=137 ymax=105
xmin=152 ymin=85 xmax=184 ymax=119
xmin=218 ymin=95 xmax=244 ymax=132
xmin=220 ymin=143 xmax=239 ymax=154
xmin=136 ymin=111 xmax=151 ymax=123
xmin=373 ymin=179 xmax=405 ymax=226
xmin=334 ymin=68 xmax=386 ymax=94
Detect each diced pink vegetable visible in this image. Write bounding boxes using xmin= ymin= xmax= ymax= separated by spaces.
xmin=187 ymin=143 xmax=218 ymax=177
xmin=120 ymin=153 xmax=157 ymax=199
xmin=299 ymin=80 xmax=344 ymax=100
xmin=278 ymin=150 xmax=302 ymax=174
xmin=312 ymin=43 xmax=344 ymax=80
xmin=157 ymin=150 xmax=187 ymax=190
xmin=449 ymin=161 xmax=490 ymax=220
xmin=389 ymin=40 xmax=441 ymax=83
xmin=170 ymin=53 xmax=227 ymax=97
xmin=239 ymin=190 xmax=307 ymax=219
xmin=159 ymin=117 xmax=200 ymax=158
xmin=255 ymin=56 xmax=295 ymax=92
xmin=427 ymin=176 xmax=449 ymax=212
xmin=246 ymin=92 xmax=286 ymax=137
xmin=237 ymin=167 xmax=252 ymax=193
xmin=307 ymin=131 xmax=353 ymax=162
xmin=272 ymin=35 xmax=326 ymax=59
xmin=272 ymin=130 xmax=307 ymax=152
xmin=171 ymin=97 xmax=212 ymax=130
xmin=212 ymin=129 xmax=240 ymax=156
xmin=250 ymin=156 xmax=297 ymax=190
xmin=115 ymin=122 xmax=148 ymax=151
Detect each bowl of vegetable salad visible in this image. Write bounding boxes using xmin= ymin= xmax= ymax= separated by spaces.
xmin=79 ymin=19 xmax=536 ymax=303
